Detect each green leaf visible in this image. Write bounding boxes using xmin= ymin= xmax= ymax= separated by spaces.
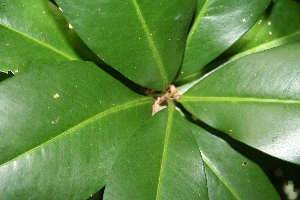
xmin=0 ymin=61 xmax=152 ymax=199
xmin=180 ymin=43 xmax=300 ymax=164
xmin=55 ymin=0 xmax=196 ymax=91
xmin=186 ymin=120 xmax=281 ymax=200
xmin=0 ymin=0 xmax=100 ymax=74
xmin=221 ymin=0 xmax=300 ymax=61
xmin=176 ymin=0 xmax=300 ymax=86
xmin=177 ymin=0 xmax=271 ymax=81
xmin=104 ymin=105 xmax=208 ymax=199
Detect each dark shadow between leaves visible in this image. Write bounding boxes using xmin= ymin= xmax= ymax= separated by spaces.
xmin=175 ymin=58 xmax=222 ymax=86
xmin=95 ymin=63 xmax=149 ymax=96
xmin=49 ymin=0 xmax=104 ymax=64
xmin=87 ymin=186 xmax=104 ymax=200
xmin=0 ymin=71 xmax=14 ymax=83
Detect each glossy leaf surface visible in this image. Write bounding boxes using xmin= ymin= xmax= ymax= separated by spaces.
xmin=178 ymin=0 xmax=271 ymax=80
xmin=177 ymin=0 xmax=300 ymax=85
xmin=0 ymin=61 xmax=152 ymax=199
xmin=104 ymin=106 xmax=208 ymax=199
xmin=187 ymin=120 xmax=281 ymax=200
xmin=55 ymin=0 xmax=196 ymax=91
xmin=0 ymin=0 xmax=99 ymax=74
xmin=221 ymin=0 xmax=300 ymax=61
xmin=180 ymin=43 xmax=300 ymax=164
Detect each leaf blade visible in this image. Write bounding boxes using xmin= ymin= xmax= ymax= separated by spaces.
xmin=186 ymin=120 xmax=280 ymax=200
xmin=104 ymin=106 xmax=208 ymax=199
xmin=0 ymin=61 xmax=152 ymax=199
xmin=178 ymin=0 xmax=271 ymax=80
xmin=132 ymin=0 xmax=168 ymax=88
xmin=55 ymin=0 xmax=196 ymax=90
xmin=0 ymin=0 xmax=99 ymax=73
xmin=181 ymin=43 xmax=300 ymax=164
xmin=220 ymin=0 xmax=300 ymax=63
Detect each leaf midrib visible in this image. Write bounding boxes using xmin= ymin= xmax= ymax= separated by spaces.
xmin=186 ymin=0 xmax=211 ymax=45
xmin=132 ymin=0 xmax=167 ymax=88
xmin=202 ymin=155 xmax=242 ymax=200
xmin=0 ymin=97 xmax=151 ymax=167
xmin=156 ymin=105 xmax=174 ymax=199
xmin=0 ymin=22 xmax=78 ymax=60
xmin=181 ymin=96 xmax=300 ymax=103
xmin=228 ymin=31 xmax=300 ymax=62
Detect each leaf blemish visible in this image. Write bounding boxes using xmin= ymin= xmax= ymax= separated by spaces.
xmin=51 ymin=117 xmax=60 ymax=124
xmin=174 ymin=14 xmax=182 ymax=20
xmin=53 ymin=93 xmax=60 ymax=98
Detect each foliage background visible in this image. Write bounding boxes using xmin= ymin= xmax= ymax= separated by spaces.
xmin=1 ymin=0 xmax=300 ymax=199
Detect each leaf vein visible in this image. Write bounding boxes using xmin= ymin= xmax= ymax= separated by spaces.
xmin=228 ymin=31 xmax=300 ymax=62
xmin=202 ymin=156 xmax=242 ymax=200
xmin=181 ymin=96 xmax=300 ymax=103
xmin=156 ymin=106 xmax=174 ymax=198
xmin=0 ymin=22 xmax=77 ymax=60
xmin=132 ymin=0 xmax=167 ymax=89
xmin=0 ymin=98 xmax=151 ymax=168
xmin=186 ymin=0 xmax=211 ymax=45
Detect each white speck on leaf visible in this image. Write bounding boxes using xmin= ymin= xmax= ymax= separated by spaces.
xmin=51 ymin=117 xmax=60 ymax=124
xmin=54 ymin=94 xmax=59 ymax=98
xmin=174 ymin=13 xmax=181 ymax=20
